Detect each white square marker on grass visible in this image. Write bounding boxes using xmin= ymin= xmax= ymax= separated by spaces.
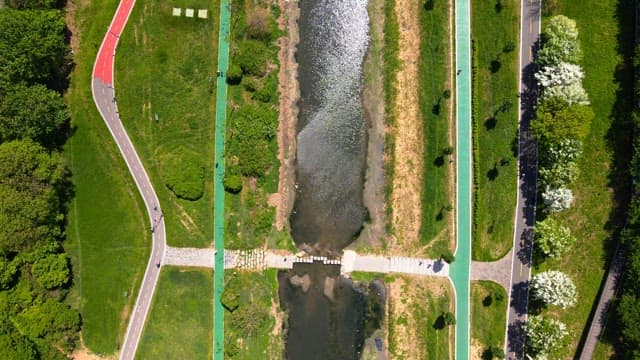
xmin=198 ymin=9 xmax=208 ymax=18
xmin=172 ymin=8 xmax=181 ymax=16
xmin=185 ymin=8 xmax=194 ymax=17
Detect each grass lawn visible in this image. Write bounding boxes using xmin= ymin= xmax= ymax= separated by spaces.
xmin=471 ymin=0 xmax=519 ymax=261
xmin=418 ymin=0 xmax=455 ymax=257
xmin=387 ymin=276 xmax=453 ymax=359
xmin=223 ymin=269 xmax=283 ymax=359
xmin=532 ymin=0 xmax=634 ymax=357
xmin=471 ymin=281 xmax=507 ymax=359
xmin=136 ymin=268 xmax=213 ymax=359
xmin=115 ymin=0 xmax=220 ymax=248
xmin=64 ymin=0 xmax=149 ymax=354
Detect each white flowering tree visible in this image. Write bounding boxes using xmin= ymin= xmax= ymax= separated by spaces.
xmin=541 ymin=83 xmax=589 ymax=105
xmin=531 ymin=270 xmax=577 ymax=308
xmin=535 ymin=218 xmax=576 ymax=257
xmin=542 ymin=187 xmax=574 ymax=212
xmin=525 ymin=315 xmax=568 ymax=358
xmin=535 ymin=62 xmax=584 ymax=88
xmin=537 ymin=15 xmax=582 ymax=66
xmin=539 ymin=139 xmax=582 ymax=167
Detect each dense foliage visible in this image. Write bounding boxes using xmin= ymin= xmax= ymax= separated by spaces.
xmin=525 ymin=315 xmax=568 ymax=358
xmin=530 ymin=270 xmax=577 ymax=309
xmin=0 ymin=4 xmax=79 ymax=358
xmin=161 ymin=146 xmax=205 ymax=201
xmin=534 ymin=217 xmax=576 ymax=258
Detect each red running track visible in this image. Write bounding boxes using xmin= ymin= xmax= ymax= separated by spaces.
xmin=93 ymin=0 xmax=135 ymax=84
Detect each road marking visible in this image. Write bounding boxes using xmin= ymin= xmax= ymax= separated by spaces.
xmin=529 ymin=17 xmax=532 ymax=33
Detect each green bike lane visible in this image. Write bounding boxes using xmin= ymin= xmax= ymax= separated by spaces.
xmin=451 ymin=0 xmax=472 ymax=358
xmin=213 ymin=0 xmax=230 ymax=359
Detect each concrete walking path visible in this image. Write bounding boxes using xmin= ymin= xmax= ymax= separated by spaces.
xmin=163 ymin=247 xmax=450 ymax=277
xmin=91 ymin=0 xmax=166 ymax=359
xmin=471 ymin=251 xmax=513 ymax=291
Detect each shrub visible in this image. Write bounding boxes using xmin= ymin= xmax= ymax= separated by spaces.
xmin=226 ymin=64 xmax=243 ymax=85
xmin=531 ymin=97 xmax=592 ymax=145
xmin=541 ymin=83 xmax=589 ymax=105
xmin=252 ymin=73 xmax=278 ymax=103
xmin=236 ymin=40 xmax=269 ymax=77
xmin=441 ymin=249 xmax=455 ymax=264
xmin=534 ymin=217 xmax=576 ymax=257
xmin=531 ymin=270 xmax=577 ymax=308
xmin=161 ymin=147 xmax=204 ymax=200
xmin=538 ymin=139 xmax=582 ymax=168
xmin=31 ymin=253 xmax=69 ymax=289
xmin=227 ymin=104 xmax=277 ymax=177
xmin=534 ymin=62 xmax=584 ymax=88
xmin=538 ymin=160 xmax=578 ymax=188
xmin=223 ymin=174 xmax=243 ymax=194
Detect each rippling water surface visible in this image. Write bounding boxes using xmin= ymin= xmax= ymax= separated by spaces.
xmin=290 ymin=0 xmax=370 ymax=253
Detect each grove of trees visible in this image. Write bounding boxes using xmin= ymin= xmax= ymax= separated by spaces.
xmin=0 ymin=2 xmax=79 ymax=358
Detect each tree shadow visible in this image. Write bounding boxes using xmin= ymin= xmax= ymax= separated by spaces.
xmin=484 ymin=116 xmax=497 ymax=130
xmin=434 ymin=155 xmax=445 ymax=167
xmin=490 ymin=59 xmax=502 ymax=73
xmin=423 ymin=0 xmax=435 ymax=11
xmin=487 ymin=163 xmax=499 ymax=181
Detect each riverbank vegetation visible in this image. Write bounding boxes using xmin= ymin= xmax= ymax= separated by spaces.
xmin=224 ymin=0 xmax=293 ymax=250
xmin=115 ymin=0 xmax=220 ymax=248
xmin=137 ymin=268 xmax=212 ymax=358
xmin=0 ymin=4 xmax=86 ymax=358
xmin=471 ymin=0 xmax=519 ymax=261
xmin=530 ymin=0 xmax=634 ymax=356
xmin=221 ymin=269 xmax=283 ymax=358
xmin=387 ymin=276 xmax=453 ymax=359
xmin=471 ymin=281 xmax=507 ymax=359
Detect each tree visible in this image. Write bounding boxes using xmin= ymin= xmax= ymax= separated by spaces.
xmin=531 ymin=270 xmax=577 ymax=308
xmin=223 ymin=174 xmax=243 ymax=193
xmin=534 ymin=218 xmax=576 ymax=257
xmin=12 ymin=298 xmax=79 ymax=350
xmin=531 ymin=97 xmax=593 ymax=146
xmin=0 ymin=256 xmax=18 ymax=290
xmin=0 ymin=10 xmax=70 ymax=89
xmin=226 ymin=64 xmax=243 ymax=85
xmin=0 ymin=140 xmax=67 ymax=252
xmin=542 ymin=186 xmax=574 ymax=213
xmin=618 ymin=294 xmax=640 ymax=351
xmin=537 ymin=15 xmax=581 ymax=66
xmin=31 ymin=253 xmax=69 ymax=289
xmin=7 ymin=0 xmax=63 ymax=9
xmin=442 ymin=311 xmax=456 ymax=326
xmin=534 ymin=62 xmax=584 ymax=88
xmin=0 ymin=84 xmax=70 ymax=145
xmin=525 ymin=315 xmax=568 ymax=357
xmin=538 ymin=138 xmax=582 ymax=169
xmin=538 ymin=160 xmax=578 ymax=188
xmin=541 ymin=83 xmax=589 ymax=105
xmin=227 ymin=104 xmax=277 ymax=177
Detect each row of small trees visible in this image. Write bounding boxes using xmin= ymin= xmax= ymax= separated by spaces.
xmin=0 ymin=5 xmax=80 ymax=359
xmin=525 ymin=15 xmax=589 ymax=359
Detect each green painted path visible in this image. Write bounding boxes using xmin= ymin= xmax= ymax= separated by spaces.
xmin=451 ymin=0 xmax=472 ymax=357
xmin=213 ymin=0 xmax=230 ymax=359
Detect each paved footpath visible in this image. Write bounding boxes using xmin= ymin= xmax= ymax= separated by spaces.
xmin=163 ymin=247 xmax=450 ymax=277
xmin=471 ymin=251 xmax=513 ymax=291
xmin=91 ymin=0 xmax=167 ymax=359
xmin=505 ymin=0 xmax=541 ymax=357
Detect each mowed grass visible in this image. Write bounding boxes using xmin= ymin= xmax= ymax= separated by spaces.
xmin=64 ymin=0 xmax=150 ymax=354
xmin=115 ymin=0 xmax=220 ymax=247
xmin=471 ymin=281 xmax=507 ymax=358
xmin=471 ymin=0 xmax=519 ymax=261
xmin=533 ymin=0 xmax=634 ymax=357
xmin=418 ymin=0 xmax=454 ymax=257
xmin=136 ymin=268 xmax=213 ymax=359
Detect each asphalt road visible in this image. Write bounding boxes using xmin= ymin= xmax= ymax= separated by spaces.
xmin=91 ymin=0 xmax=166 ymax=359
xmin=505 ymin=0 xmax=541 ymax=358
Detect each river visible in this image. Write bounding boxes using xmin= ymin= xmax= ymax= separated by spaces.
xmin=279 ymin=1 xmax=384 ymax=359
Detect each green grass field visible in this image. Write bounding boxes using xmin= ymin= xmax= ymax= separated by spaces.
xmin=471 ymin=281 xmax=507 ymax=358
xmin=533 ymin=0 xmax=634 ymax=357
xmin=115 ymin=0 xmax=220 ymax=248
xmin=64 ymin=0 xmax=149 ymax=354
xmin=136 ymin=268 xmax=213 ymax=359
xmin=418 ymin=0 xmax=454 ymax=257
xmin=471 ymin=0 xmax=519 ymax=261
xmin=223 ymin=269 xmax=283 ymax=359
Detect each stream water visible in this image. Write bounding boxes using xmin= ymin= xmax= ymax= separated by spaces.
xmin=279 ymin=1 xmax=384 ymax=359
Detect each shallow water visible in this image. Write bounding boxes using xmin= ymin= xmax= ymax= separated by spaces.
xmin=290 ymin=0 xmax=370 ymax=253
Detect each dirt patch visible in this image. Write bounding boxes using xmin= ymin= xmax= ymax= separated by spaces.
xmin=72 ymin=344 xmax=116 ymax=360
xmin=272 ymin=0 xmax=300 ymax=232
xmin=65 ymin=0 xmax=80 ymax=54
xmin=470 ymin=338 xmax=484 ymax=360
xmin=389 ymin=0 xmax=423 ymax=253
